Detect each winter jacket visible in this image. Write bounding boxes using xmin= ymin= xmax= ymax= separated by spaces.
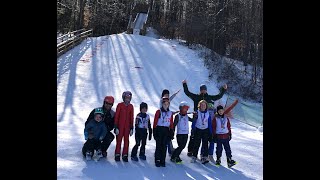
xmin=173 ymin=113 xmax=194 ymax=134
xmin=153 ymin=107 xmax=174 ymax=129
xmin=191 ymin=110 xmax=213 ymax=135
xmin=85 ymin=119 xmax=108 ymax=140
xmin=114 ymin=102 xmax=134 ymax=130
xmin=212 ymin=114 xmax=231 ymax=139
xmin=85 ymin=106 xmax=115 ymax=132
xmin=135 ymin=112 xmax=152 ymax=134
xmin=183 ymin=83 xmax=226 ymax=111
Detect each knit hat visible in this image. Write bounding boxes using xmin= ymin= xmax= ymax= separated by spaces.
xmin=216 ymin=105 xmax=224 ymax=111
xmin=200 ymin=84 xmax=207 ymax=91
xmin=162 ymin=89 xmax=170 ymax=97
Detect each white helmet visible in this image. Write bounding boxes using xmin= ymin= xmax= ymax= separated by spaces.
xmin=179 ymin=101 xmax=189 ymax=109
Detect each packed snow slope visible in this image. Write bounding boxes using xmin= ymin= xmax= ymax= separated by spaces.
xmin=57 ymin=33 xmax=263 ymax=180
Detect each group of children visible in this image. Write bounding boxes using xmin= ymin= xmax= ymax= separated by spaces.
xmin=82 ymin=87 xmax=238 ymax=168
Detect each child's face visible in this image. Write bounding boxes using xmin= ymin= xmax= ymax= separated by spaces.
xmin=181 ymin=106 xmax=189 ymax=114
xmin=141 ymin=107 xmax=147 ymax=113
xmin=95 ymin=114 xmax=102 ymax=122
xmin=218 ymin=109 xmax=224 ymax=115
xmin=200 ymin=102 xmax=207 ymax=111
xmin=162 ymin=102 xmax=170 ymax=109
xmin=124 ymin=96 xmax=131 ymax=103
xmin=163 ymin=94 xmax=169 ymax=98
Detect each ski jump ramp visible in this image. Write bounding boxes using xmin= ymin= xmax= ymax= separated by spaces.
xmin=132 ymin=13 xmax=148 ymax=35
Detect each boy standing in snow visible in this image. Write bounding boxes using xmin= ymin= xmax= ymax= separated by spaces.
xmin=85 ymin=96 xmax=116 ymax=157
xmin=212 ymin=105 xmax=236 ymax=167
xmin=159 ymin=89 xmax=180 ymax=156
xmin=191 ymin=100 xmax=212 ymax=164
xmin=200 ymin=99 xmax=239 ymax=163
xmin=170 ymin=101 xmax=195 ymax=163
xmin=131 ymin=102 xmax=152 ymax=161
xmin=82 ymin=108 xmax=107 ymax=160
xmin=114 ymin=91 xmax=134 ymax=162
xmin=153 ymin=97 xmax=174 ymax=167
xmin=182 ymin=79 xmax=227 ymax=157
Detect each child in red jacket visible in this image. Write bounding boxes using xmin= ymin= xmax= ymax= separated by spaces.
xmin=153 ymin=97 xmax=174 ymax=167
xmin=212 ymin=105 xmax=237 ymax=168
xmin=114 ymin=91 xmax=134 ymax=162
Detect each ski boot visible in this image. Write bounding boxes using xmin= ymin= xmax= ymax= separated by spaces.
xmin=191 ymin=156 xmax=196 ymax=163
xmin=227 ymin=157 xmax=237 ymax=168
xmin=115 ymin=154 xmax=121 ymax=161
xmin=155 ymin=160 xmax=161 ymax=167
xmin=187 ymin=152 xmax=193 ymax=157
xmin=139 ymin=154 xmax=146 ymax=160
xmin=170 ymin=157 xmax=177 ymax=163
xmin=208 ymin=155 xmax=215 ymax=163
xmin=201 ymin=156 xmax=209 ymax=164
xmin=131 ymin=156 xmax=139 ymax=161
xmin=215 ymin=157 xmax=221 ymax=166
xmin=122 ymin=155 xmax=128 ymax=162
xmin=96 ymin=149 xmax=103 ymax=160
xmin=102 ymin=151 xmax=107 ymax=158
xmin=85 ymin=151 xmax=93 ymax=161
xmin=160 ymin=161 xmax=166 ymax=167
xmin=176 ymin=157 xmax=182 ymax=164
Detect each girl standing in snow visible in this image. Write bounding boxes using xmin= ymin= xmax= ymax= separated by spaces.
xmin=191 ymin=100 xmax=212 ymax=164
xmin=153 ymin=97 xmax=174 ymax=167
xmin=131 ymin=102 xmax=152 ymax=161
xmin=114 ymin=91 xmax=134 ymax=162
xmin=159 ymin=89 xmax=180 ymax=156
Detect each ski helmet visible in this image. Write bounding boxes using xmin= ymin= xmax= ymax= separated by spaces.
xmin=140 ymin=102 xmax=148 ymax=111
xmin=179 ymin=101 xmax=189 ymax=109
xmin=104 ymin=96 xmax=114 ymax=105
xmin=94 ymin=108 xmax=104 ymax=115
xmin=179 ymin=101 xmax=189 ymax=114
xmin=200 ymin=84 xmax=207 ymax=91
xmin=122 ymin=91 xmax=132 ymax=101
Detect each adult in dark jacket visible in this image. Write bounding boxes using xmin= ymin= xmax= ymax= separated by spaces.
xmin=85 ymin=96 xmax=116 ymax=157
xmin=182 ymin=79 xmax=227 ymax=157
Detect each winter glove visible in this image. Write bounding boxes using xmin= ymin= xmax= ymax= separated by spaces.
xmin=84 ymin=130 xmax=88 ymax=140
xmin=193 ymin=111 xmax=198 ymax=119
xmin=208 ymin=134 xmax=213 ymax=142
xmin=114 ymin=128 xmax=119 ymax=135
xmin=212 ymin=134 xmax=217 ymax=143
xmin=153 ymin=128 xmax=158 ymax=141
xmin=130 ymin=128 xmax=134 ymax=136
xmin=229 ymin=134 xmax=232 ymax=141
xmin=99 ymin=136 xmax=104 ymax=141
xmin=148 ymin=128 xmax=152 ymax=141
xmin=169 ymin=129 xmax=174 ymax=140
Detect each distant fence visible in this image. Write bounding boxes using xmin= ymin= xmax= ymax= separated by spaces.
xmin=225 ymin=95 xmax=263 ymax=128
xmin=57 ymin=29 xmax=93 ymax=57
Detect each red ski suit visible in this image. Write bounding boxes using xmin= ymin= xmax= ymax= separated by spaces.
xmin=114 ymin=102 xmax=134 ymax=156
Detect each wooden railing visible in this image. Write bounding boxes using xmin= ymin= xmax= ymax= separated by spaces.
xmin=57 ymin=29 xmax=93 ymax=57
